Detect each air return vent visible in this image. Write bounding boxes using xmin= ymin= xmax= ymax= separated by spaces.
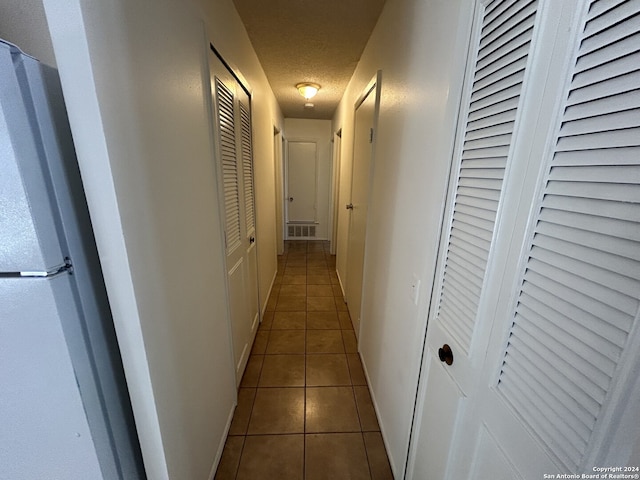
xmin=287 ymin=224 xmax=317 ymax=238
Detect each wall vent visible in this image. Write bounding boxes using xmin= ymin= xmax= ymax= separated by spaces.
xmin=287 ymin=224 xmax=316 ymax=238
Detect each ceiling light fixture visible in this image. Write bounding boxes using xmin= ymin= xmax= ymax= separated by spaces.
xmin=296 ymin=82 xmax=320 ymax=100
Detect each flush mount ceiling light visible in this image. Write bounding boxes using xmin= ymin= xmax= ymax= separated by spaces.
xmin=296 ymin=82 xmax=320 ymax=100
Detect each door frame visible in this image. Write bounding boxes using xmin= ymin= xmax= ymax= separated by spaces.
xmin=329 ymin=129 xmax=342 ymax=254
xmin=273 ymin=126 xmax=284 ymax=255
xmin=345 ymin=71 xmax=382 ymax=338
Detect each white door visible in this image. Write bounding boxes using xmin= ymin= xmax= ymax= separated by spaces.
xmin=408 ymin=0 xmax=640 ymax=478
xmin=346 ymin=82 xmax=378 ymax=337
xmin=209 ymin=50 xmax=260 ymax=386
xmin=287 ymin=141 xmax=317 ymax=223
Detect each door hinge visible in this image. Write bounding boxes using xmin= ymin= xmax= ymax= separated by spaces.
xmin=369 ymin=128 xmax=374 ymax=143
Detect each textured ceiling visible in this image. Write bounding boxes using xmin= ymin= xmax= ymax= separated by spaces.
xmin=233 ymin=0 xmax=386 ymax=119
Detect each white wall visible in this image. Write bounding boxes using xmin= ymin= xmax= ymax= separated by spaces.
xmin=0 ymin=0 xmax=56 ymax=67
xmin=283 ymin=118 xmax=333 ymax=240
xmin=41 ymin=0 xmax=282 ymax=478
xmin=332 ymin=0 xmax=473 ymax=476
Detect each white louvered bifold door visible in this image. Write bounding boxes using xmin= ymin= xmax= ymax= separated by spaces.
xmin=409 ymin=1 xmax=640 ymax=478
xmin=497 ymin=0 xmax=640 ymax=472
xmin=239 ymin=101 xmax=256 ymax=236
xmin=210 ymin=50 xmax=260 ymax=387
xmin=216 ymin=78 xmax=242 ymax=254
xmin=435 ymin=0 xmax=539 ymax=352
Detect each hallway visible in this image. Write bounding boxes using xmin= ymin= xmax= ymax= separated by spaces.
xmin=215 ymin=241 xmax=393 ymax=479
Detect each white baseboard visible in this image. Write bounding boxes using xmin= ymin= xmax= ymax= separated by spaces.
xmin=360 ymin=352 xmax=399 ymax=479
xmin=208 ymin=401 xmax=236 ymax=480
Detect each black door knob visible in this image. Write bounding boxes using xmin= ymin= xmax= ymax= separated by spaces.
xmin=438 ymin=344 xmax=454 ymax=365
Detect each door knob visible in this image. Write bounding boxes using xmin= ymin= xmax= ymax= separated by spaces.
xmin=438 ymin=344 xmax=454 ymax=365
xmin=289 ymin=197 xmax=294 ymax=202
xmin=249 ymin=236 xmax=255 ymax=244
xmin=346 ymin=203 xmax=354 ymax=210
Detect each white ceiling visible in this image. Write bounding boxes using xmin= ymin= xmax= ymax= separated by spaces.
xmin=232 ymin=0 xmax=386 ymax=119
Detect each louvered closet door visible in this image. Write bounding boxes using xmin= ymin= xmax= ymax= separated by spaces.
xmin=238 ymin=95 xmax=260 ymax=354
xmin=407 ymin=0 xmax=640 ymax=478
xmin=409 ymin=0 xmax=640 ymax=478
xmin=210 ymin=51 xmax=259 ymax=386
xmin=409 ymin=0 xmax=544 ymax=477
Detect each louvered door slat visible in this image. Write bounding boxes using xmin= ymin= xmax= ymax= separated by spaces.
xmin=474 ymin=45 xmax=530 ymax=85
xmin=216 ymin=78 xmax=241 ymax=253
xmin=549 ymin=165 xmax=640 ymax=184
xmin=456 ymin=193 xmax=500 ymax=213
xmin=455 ymin=203 xmax=498 ymax=223
xmin=582 ymin=17 xmax=640 ymax=57
xmin=499 ymin=380 xmax=582 ymax=469
xmin=533 ymin=233 xmax=639 ymax=281
xmin=527 ymin=256 xmax=638 ymax=317
xmin=556 ymin=127 xmax=640 ymax=150
xmin=504 ymin=353 xmax=593 ymax=443
xmin=521 ymin=274 xmax=629 ymax=352
xmin=510 ymin=322 xmax=608 ymax=402
xmin=463 ymin=133 xmax=513 ymax=151
xmin=571 ymin=53 xmax=640 ymax=92
xmin=452 ymin=210 xmax=495 ymax=233
xmin=472 ymin=57 xmax=529 ymax=94
xmin=457 ymin=185 xmax=502 ymax=202
xmin=464 ymin=123 xmax=514 ymax=142
xmin=587 ymin=0 xmax=629 ymax=19
xmin=476 ymin=29 xmax=532 ymax=73
xmin=444 ymin=264 xmax=484 ymax=298
xmin=497 ymin=1 xmax=640 ymax=470
xmin=442 ymin=280 xmax=480 ymax=314
xmin=560 ymin=108 xmax=640 ymax=136
xmin=501 ymin=361 xmax=588 ymax=459
xmin=554 ymin=146 xmax=640 ymax=166
xmin=583 ymin=0 xmax=640 ymax=37
xmin=451 ymin=218 xmax=495 ymax=242
xmin=466 ymin=95 xmax=520 ymax=123
xmin=543 ymin=194 xmax=640 ymax=223
xmin=544 ymin=180 xmax=640 ymax=202
xmin=530 ymin=242 xmax=640 ymax=299
xmin=505 ymin=347 xmax=597 ymax=430
xmin=565 ymin=88 xmax=639 ymax=122
xmin=479 ymin=0 xmax=536 ymax=50
xmin=539 ymin=207 xmax=640 ymax=241
xmin=240 ymin=102 xmax=255 ymax=235
xmin=439 ymin=305 xmax=473 ymax=347
xmin=483 ymin=0 xmax=523 ymax=27
xmin=470 ymin=82 xmax=523 ymax=112
xmin=467 ymin=112 xmax=517 ymax=134
xmin=506 ymin=323 xmax=602 ymax=419
xmin=574 ymin=34 xmax=639 ymax=75
xmin=450 ymin=225 xmax=492 ymax=251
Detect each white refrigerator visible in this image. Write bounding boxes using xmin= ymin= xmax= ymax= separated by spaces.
xmin=0 ymin=40 xmax=146 ymax=479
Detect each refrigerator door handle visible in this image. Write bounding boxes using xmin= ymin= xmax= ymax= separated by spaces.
xmin=0 ymin=258 xmax=73 ymax=279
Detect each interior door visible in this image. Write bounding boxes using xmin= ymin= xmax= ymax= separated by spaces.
xmin=408 ymin=0 xmax=640 ymax=478
xmin=209 ymin=50 xmax=260 ymax=386
xmin=345 ymin=83 xmax=377 ymax=337
xmin=287 ymin=141 xmax=317 ymax=223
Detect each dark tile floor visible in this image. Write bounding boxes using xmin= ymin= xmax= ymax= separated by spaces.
xmin=215 ymin=240 xmax=394 ymax=480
